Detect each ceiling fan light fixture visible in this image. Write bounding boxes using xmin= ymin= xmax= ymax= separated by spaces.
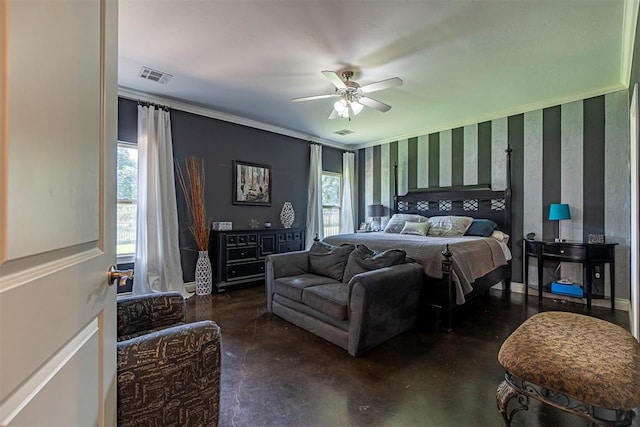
xmin=293 ymin=70 xmax=402 ymax=120
xmin=337 ymin=108 xmax=350 ymax=119
xmin=351 ymin=101 xmax=364 ymax=115
xmin=334 ymin=99 xmax=348 ymax=113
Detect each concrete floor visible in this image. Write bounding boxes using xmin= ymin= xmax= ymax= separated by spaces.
xmin=185 ymin=286 xmax=636 ymax=427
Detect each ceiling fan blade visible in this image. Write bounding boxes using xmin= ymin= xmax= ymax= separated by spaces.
xmin=360 ymin=77 xmax=403 ymax=94
xmin=328 ymin=109 xmax=340 ymax=119
xmin=321 ymin=71 xmax=347 ymax=89
xmin=359 ymin=96 xmax=392 ymax=112
xmin=291 ymin=93 xmax=339 ymax=102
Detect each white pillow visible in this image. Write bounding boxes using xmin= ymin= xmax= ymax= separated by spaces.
xmin=491 ymin=230 xmax=510 ymax=244
xmin=384 ymin=213 xmax=428 ymax=233
xmin=427 ymin=216 xmax=474 ymax=237
xmin=400 ymin=221 xmax=430 ymax=236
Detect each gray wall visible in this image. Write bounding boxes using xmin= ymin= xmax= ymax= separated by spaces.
xmin=118 ymin=97 xmax=343 ymax=282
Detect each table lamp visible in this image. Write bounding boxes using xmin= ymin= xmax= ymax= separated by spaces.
xmin=549 ymin=203 xmax=571 ymax=242
xmin=367 ymin=204 xmax=385 ymax=231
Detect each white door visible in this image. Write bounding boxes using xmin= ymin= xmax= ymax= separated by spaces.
xmin=0 ymin=0 xmax=118 ymax=425
xmin=631 ymin=84 xmax=640 ymax=340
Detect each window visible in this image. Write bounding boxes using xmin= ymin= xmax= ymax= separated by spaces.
xmin=117 ymin=142 xmax=138 ymax=260
xmin=322 ymin=172 xmax=341 ymax=237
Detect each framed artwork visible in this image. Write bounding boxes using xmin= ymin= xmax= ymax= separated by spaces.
xmin=233 ymin=160 xmax=271 ymax=206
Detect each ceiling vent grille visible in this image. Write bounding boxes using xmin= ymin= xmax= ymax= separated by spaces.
xmin=138 ymin=66 xmax=173 ymax=84
xmin=334 ymin=129 xmax=354 ymax=136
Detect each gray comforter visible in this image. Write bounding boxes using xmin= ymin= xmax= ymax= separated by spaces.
xmin=323 ymin=233 xmax=508 ymax=304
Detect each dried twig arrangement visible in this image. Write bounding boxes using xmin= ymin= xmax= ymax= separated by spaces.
xmin=176 ymin=156 xmax=210 ymax=251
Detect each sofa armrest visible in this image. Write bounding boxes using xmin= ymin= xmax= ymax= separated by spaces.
xmin=347 ymin=263 xmax=423 ymax=356
xmin=266 ymin=251 xmax=310 ymax=278
xmin=117 ymin=291 xmax=186 ymax=339
xmin=265 ymin=251 xmax=310 ymax=313
xmin=117 ymin=320 xmax=221 ymax=426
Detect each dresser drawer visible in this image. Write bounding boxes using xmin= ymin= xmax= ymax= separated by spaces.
xmin=279 ymin=243 xmax=302 ymax=253
xmin=226 ymin=261 xmax=265 ymax=280
xmin=227 ymin=246 xmax=258 ymax=261
xmin=543 ymin=244 xmax=586 ymax=260
xmin=226 ymin=234 xmax=258 ymax=246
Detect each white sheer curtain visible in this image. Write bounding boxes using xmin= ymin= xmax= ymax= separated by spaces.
xmin=133 ymin=105 xmax=186 ymax=295
xmin=340 ymin=151 xmax=356 ymax=234
xmin=306 ymin=143 xmax=323 ymax=248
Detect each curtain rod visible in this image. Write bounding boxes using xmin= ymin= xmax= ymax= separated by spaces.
xmin=137 ymin=100 xmax=170 ymax=111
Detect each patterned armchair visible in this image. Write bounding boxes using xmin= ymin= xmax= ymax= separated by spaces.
xmin=117 ymin=292 xmax=221 ymax=426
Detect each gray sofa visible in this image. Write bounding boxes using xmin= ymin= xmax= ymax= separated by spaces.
xmin=265 ymin=242 xmax=424 ymax=356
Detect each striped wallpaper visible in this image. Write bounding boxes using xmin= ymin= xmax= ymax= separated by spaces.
xmin=358 ymin=90 xmax=630 ymax=299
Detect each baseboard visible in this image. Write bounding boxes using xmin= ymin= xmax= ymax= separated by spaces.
xmin=493 ymin=281 xmax=631 ymax=312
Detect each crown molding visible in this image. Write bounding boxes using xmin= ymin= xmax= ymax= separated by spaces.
xmin=354 ymin=84 xmax=627 ymax=150
xmin=117 ymin=87 xmax=349 ymax=150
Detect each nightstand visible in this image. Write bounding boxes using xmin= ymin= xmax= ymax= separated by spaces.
xmin=523 ymin=239 xmax=617 ymax=310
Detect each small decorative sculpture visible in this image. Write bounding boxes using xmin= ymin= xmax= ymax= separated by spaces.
xmin=249 ymin=218 xmax=259 ymax=229
xmin=280 ymin=201 xmax=295 ymax=228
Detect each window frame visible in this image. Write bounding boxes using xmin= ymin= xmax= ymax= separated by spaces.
xmin=116 ymin=140 xmax=138 ymax=264
xmin=321 ymin=171 xmax=342 ymax=238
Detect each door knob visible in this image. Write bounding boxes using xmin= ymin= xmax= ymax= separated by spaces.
xmin=107 ymin=265 xmax=133 ymax=287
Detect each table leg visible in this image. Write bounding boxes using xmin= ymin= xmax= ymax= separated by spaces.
xmin=537 ymin=256 xmax=543 ymax=304
xmin=524 ymin=254 xmax=529 ymax=298
xmin=585 ymin=262 xmax=592 ymax=311
xmin=610 ymin=260 xmax=616 ymax=311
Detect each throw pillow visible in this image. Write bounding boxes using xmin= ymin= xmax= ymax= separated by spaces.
xmin=464 ymin=219 xmax=498 ymax=237
xmin=383 ymin=213 xmax=428 ymax=233
xmin=342 ymin=244 xmax=407 ymax=283
xmin=427 ymin=215 xmax=474 ymax=237
xmin=491 ymin=230 xmax=510 ymax=243
xmin=400 ymin=221 xmax=429 ymax=236
xmin=309 ymin=241 xmax=355 ymax=281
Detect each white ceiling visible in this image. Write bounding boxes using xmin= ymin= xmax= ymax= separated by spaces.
xmin=118 ymin=0 xmax=634 ymax=148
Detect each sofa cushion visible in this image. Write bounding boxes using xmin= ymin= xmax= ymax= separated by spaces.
xmin=309 ymin=241 xmax=355 ymax=281
xmin=302 ymin=283 xmax=349 ymax=321
xmin=273 ymin=294 xmax=349 ymax=331
xmin=342 ymin=244 xmax=407 ymax=283
xmin=274 ymin=274 xmax=340 ymax=302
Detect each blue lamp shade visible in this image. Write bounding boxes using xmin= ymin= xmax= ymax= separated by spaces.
xmin=549 ymin=203 xmax=571 ymax=221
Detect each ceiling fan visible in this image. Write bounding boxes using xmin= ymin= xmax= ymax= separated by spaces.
xmin=292 ymin=71 xmax=403 ymax=120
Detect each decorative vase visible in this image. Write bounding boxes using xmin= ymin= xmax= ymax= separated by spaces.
xmin=280 ymin=201 xmax=295 ymax=228
xmin=195 ymin=250 xmax=212 ymax=295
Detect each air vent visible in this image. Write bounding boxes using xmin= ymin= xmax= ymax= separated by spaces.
xmin=334 ymin=129 xmax=354 ymax=136
xmin=138 ymin=66 xmax=173 ymax=84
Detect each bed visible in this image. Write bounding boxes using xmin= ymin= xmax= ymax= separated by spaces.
xmin=323 ymin=147 xmax=513 ymax=331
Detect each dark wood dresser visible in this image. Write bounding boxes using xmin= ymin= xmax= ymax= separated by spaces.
xmin=209 ymin=228 xmax=305 ymax=292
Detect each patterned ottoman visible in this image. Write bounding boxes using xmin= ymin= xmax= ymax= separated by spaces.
xmin=497 ymin=311 xmax=640 ymax=426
